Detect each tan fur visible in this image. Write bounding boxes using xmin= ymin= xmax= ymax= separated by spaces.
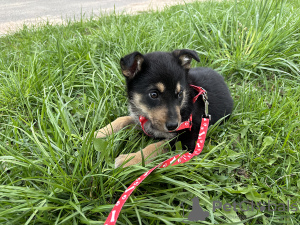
xmin=181 ymin=90 xmax=188 ymax=108
xmin=176 ymin=82 xmax=181 ymax=94
xmin=132 ymin=93 xmax=170 ymax=132
xmin=156 ymin=82 xmax=165 ymax=93
xmin=148 ymin=107 xmax=168 ymax=131
xmin=115 ymin=140 xmax=168 ymax=167
xmin=176 ymin=106 xmax=181 ymax=124
xmin=121 ymin=55 xmax=144 ymax=78
xmin=122 ymin=70 xmax=132 ymax=77
xmin=133 ymin=93 xmax=148 ymax=114
xmin=95 ymin=116 xmax=134 ymax=138
xmin=179 ymin=55 xmax=192 ymax=69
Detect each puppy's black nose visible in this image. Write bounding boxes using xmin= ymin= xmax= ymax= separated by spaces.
xmin=166 ymin=122 xmax=178 ymax=131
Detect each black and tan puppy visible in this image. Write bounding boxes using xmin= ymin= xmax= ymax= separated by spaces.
xmin=95 ymin=49 xmax=233 ymax=167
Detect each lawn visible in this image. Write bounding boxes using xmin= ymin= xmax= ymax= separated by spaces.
xmin=0 ymin=0 xmax=300 ymax=224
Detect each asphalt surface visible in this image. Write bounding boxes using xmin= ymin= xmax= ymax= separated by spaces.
xmin=0 ymin=0 xmax=193 ymax=35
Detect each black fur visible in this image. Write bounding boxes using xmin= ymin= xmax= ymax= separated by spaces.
xmin=120 ymin=50 xmax=233 ymax=152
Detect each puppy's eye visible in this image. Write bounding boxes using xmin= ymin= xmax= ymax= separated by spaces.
xmin=177 ymin=91 xmax=183 ymax=98
xmin=149 ymin=91 xmax=159 ymax=99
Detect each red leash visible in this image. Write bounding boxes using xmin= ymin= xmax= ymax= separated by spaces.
xmin=104 ymin=86 xmax=209 ymax=225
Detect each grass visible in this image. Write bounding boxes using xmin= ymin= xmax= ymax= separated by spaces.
xmin=0 ymin=0 xmax=300 ymax=224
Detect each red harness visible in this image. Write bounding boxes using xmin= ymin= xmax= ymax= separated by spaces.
xmin=104 ymin=85 xmax=209 ymax=225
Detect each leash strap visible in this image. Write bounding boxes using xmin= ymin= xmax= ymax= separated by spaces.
xmin=104 ymin=117 xmax=209 ymax=225
xmin=104 ymin=85 xmax=209 ymax=225
xmin=190 ymin=84 xmax=207 ymax=103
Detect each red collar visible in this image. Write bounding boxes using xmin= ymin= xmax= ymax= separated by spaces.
xmin=139 ymin=85 xmax=207 ymax=135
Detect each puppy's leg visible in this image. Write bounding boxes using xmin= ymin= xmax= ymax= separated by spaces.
xmin=115 ymin=140 xmax=168 ymax=168
xmin=95 ymin=116 xmax=134 ymax=138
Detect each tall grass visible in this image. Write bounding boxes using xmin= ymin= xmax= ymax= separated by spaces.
xmin=186 ymin=0 xmax=300 ymax=77
xmin=0 ymin=0 xmax=300 ymax=224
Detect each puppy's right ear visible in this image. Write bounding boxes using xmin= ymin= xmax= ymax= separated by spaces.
xmin=172 ymin=49 xmax=200 ymax=69
xmin=120 ymin=52 xmax=144 ymax=79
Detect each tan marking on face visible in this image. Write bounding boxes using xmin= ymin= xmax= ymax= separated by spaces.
xmin=148 ymin=107 xmax=168 ymax=132
xmin=176 ymin=82 xmax=181 ymax=94
xmin=149 ymin=106 xmax=182 ymax=132
xmin=175 ymin=106 xmax=181 ymax=125
xmin=132 ymin=93 xmax=148 ymax=114
xmin=156 ymin=82 xmax=165 ymax=93
xmin=180 ymin=90 xmax=188 ymax=107
xmin=133 ymin=93 xmax=182 ymax=132
xmin=132 ymin=93 xmax=168 ymax=130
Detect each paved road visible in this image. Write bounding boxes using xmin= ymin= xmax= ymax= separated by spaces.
xmin=0 ymin=0 xmax=193 ymax=35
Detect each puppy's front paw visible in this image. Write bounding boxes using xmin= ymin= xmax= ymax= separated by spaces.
xmin=95 ymin=116 xmax=135 ymax=138
xmin=94 ymin=128 xmax=110 ymax=138
xmin=114 ymin=141 xmax=167 ymax=168
xmin=115 ymin=153 xmax=138 ymax=168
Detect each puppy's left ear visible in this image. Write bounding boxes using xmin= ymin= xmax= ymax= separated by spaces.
xmin=172 ymin=49 xmax=200 ymax=69
xmin=120 ymin=52 xmax=144 ymax=79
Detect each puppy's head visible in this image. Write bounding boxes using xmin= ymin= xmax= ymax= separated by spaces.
xmin=120 ymin=49 xmax=200 ymax=136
